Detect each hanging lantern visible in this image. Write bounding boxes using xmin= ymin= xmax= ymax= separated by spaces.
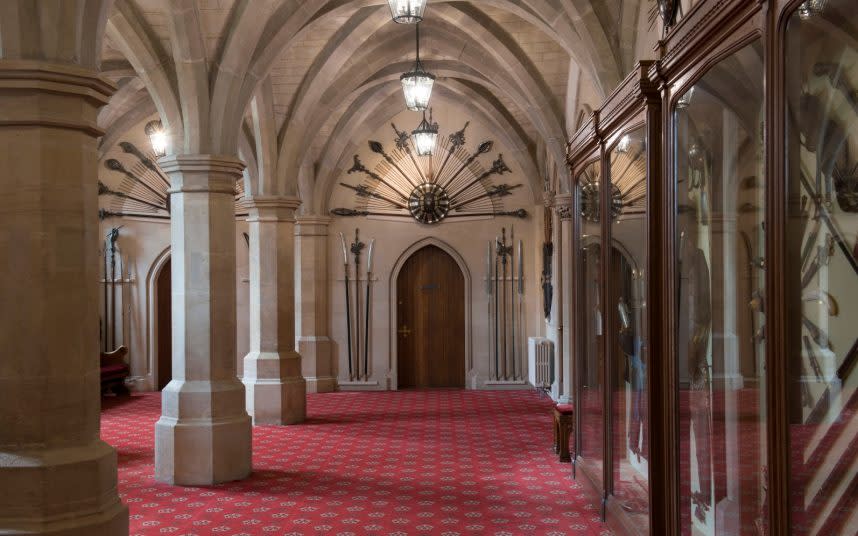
xmin=412 ymin=110 xmax=439 ymax=156
xmin=387 ymin=0 xmax=427 ymax=24
xmin=798 ymin=0 xmax=826 ymax=19
xmin=616 ymin=135 xmax=632 ymax=154
xmin=145 ymin=120 xmax=168 ymax=158
xmin=400 ymin=23 xmax=435 ymax=111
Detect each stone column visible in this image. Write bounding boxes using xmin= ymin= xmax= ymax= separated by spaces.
xmin=0 ymin=61 xmax=128 ymax=534
xmin=296 ymin=216 xmax=336 ymax=393
xmin=242 ymin=197 xmax=307 ymax=424
xmin=556 ymin=193 xmax=574 ymax=404
xmin=155 ymin=155 xmax=252 ymax=485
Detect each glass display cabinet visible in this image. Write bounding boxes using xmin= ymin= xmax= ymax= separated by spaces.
xmin=567 ymin=62 xmax=662 ymax=535
xmin=774 ymin=0 xmax=858 ymax=533
xmin=659 ymin=1 xmax=767 ymax=533
xmin=564 ymin=1 xmax=857 ymax=533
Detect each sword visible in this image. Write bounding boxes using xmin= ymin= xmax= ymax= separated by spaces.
xmin=494 ymin=238 xmax=500 ymax=381
xmin=339 ymin=232 xmax=353 ymax=380
xmin=364 ymin=238 xmax=375 ymax=380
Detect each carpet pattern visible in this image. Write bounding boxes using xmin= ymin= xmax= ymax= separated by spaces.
xmin=102 ymin=389 xmax=613 ymax=536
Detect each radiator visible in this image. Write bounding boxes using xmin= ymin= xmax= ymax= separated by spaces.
xmin=527 ymin=337 xmax=554 ymax=389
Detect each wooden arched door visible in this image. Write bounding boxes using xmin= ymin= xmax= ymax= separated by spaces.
xmin=396 ymin=245 xmax=465 ymax=388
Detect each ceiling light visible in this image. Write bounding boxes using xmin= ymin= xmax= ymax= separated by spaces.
xmin=144 ymin=120 xmax=168 ymax=158
xmin=412 ymin=110 xmax=439 ymax=156
xmin=387 ymin=0 xmax=427 ymax=24
xmin=401 ymin=23 xmax=435 ymax=111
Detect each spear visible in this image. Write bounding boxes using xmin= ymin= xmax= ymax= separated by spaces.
xmin=486 ymin=241 xmax=494 ymax=379
xmin=364 ymin=238 xmax=375 ymax=380
xmin=339 ymin=232 xmax=353 ymax=380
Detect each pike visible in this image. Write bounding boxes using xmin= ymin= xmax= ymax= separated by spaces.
xmin=510 ymin=227 xmax=516 ymax=380
xmin=486 ymin=241 xmax=494 ymax=379
xmin=351 ymin=229 xmax=365 ymax=381
xmin=517 ymin=239 xmax=524 ymax=380
xmin=364 ymin=238 xmax=375 ymax=380
xmin=500 ymin=228 xmax=509 ymax=380
xmin=494 ymin=238 xmax=500 ymax=381
xmin=105 ymin=227 xmax=122 ymax=351
xmin=339 ymin=232 xmax=353 ymax=380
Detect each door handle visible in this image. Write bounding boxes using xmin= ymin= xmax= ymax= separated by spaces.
xmin=397 ymin=325 xmax=412 ymax=337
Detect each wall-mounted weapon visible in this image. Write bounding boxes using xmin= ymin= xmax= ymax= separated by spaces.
xmin=489 ymin=227 xmax=522 ymax=382
xmin=104 ymin=227 xmax=123 ymax=352
xmin=542 ymin=206 xmax=554 ymax=319
xmin=351 ymin=229 xmax=366 ymax=380
xmin=364 ymin=238 xmax=375 ymax=380
xmin=338 ymin=232 xmax=353 ymax=380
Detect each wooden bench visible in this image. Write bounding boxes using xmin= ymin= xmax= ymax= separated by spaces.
xmin=100 ymin=346 xmax=130 ymax=395
xmin=553 ymin=403 xmax=574 ymax=462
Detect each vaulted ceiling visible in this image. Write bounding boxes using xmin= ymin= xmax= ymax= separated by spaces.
xmin=96 ymin=0 xmax=658 ymax=209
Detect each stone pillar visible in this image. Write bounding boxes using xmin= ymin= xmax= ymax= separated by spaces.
xmin=242 ymin=197 xmax=307 ymax=424
xmin=556 ymin=194 xmax=574 ymax=404
xmin=296 ymin=216 xmax=336 ymax=393
xmin=155 ymin=155 xmax=251 ymax=485
xmin=0 ymin=61 xmax=128 ymax=534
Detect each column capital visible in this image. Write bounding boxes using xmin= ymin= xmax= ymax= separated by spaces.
xmin=158 ymin=154 xmax=244 ymax=194
xmin=295 ymin=215 xmax=332 ymax=236
xmin=0 ymin=60 xmax=115 ymax=136
xmin=555 ymin=192 xmax=574 ymax=221
xmin=242 ymin=196 xmax=302 ymax=222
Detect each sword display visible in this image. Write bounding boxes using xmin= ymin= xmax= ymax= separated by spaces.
xmin=364 ymin=238 xmax=375 ymax=381
xmin=350 ymin=229 xmax=365 ymax=381
xmin=339 ymin=232 xmax=353 ymax=380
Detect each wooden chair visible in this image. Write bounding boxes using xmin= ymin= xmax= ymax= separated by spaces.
xmin=553 ymin=403 xmax=574 ymax=462
xmin=100 ymin=346 xmax=130 ymax=395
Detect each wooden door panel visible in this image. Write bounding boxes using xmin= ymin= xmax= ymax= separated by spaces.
xmin=397 ymin=246 xmax=465 ymax=388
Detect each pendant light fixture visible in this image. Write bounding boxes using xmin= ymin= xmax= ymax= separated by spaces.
xmin=400 ymin=23 xmax=435 ymax=112
xmin=387 ymin=0 xmax=428 ymax=24
xmin=145 ymin=120 xmax=168 ymax=158
xmin=412 ymin=109 xmax=439 ymax=156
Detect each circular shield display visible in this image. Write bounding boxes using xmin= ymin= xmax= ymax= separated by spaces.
xmin=408 ymin=182 xmax=451 ymax=224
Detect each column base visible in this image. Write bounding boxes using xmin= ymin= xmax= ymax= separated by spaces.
xmin=305 ymin=376 xmax=337 ymax=393
xmin=243 ymin=351 xmax=307 ymax=425
xmin=0 ymin=440 xmax=128 ymax=535
xmin=154 ymin=380 xmax=252 ymax=486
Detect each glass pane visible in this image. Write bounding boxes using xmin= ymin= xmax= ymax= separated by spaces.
xmin=785 ymin=2 xmax=858 ymax=533
xmin=609 ymin=127 xmax=649 ymax=528
xmin=674 ymin=41 xmax=766 ymax=535
xmin=578 ymin=159 xmax=605 ymax=489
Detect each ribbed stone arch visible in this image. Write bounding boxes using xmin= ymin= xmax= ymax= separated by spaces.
xmin=106 ymin=0 xmax=185 ymax=152
xmin=0 ymin=0 xmax=111 ymax=69
xmin=275 ymin=17 xmax=564 ymax=194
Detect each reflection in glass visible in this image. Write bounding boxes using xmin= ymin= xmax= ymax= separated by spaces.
xmin=609 ymin=127 xmax=649 ymax=529
xmin=578 ymin=159 xmax=605 ymax=488
xmin=674 ymin=41 xmax=767 ymax=534
xmin=785 ymin=1 xmax=858 ymax=533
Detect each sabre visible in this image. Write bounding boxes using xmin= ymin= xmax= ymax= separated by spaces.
xmin=364 ymin=238 xmax=375 ymax=380
xmin=339 ymin=232 xmax=353 ymax=380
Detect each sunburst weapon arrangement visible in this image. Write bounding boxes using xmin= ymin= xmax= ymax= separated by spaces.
xmin=332 ymin=122 xmax=528 ymax=224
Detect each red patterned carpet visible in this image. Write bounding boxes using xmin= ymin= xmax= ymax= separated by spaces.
xmin=102 ymin=389 xmax=612 ymax=536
